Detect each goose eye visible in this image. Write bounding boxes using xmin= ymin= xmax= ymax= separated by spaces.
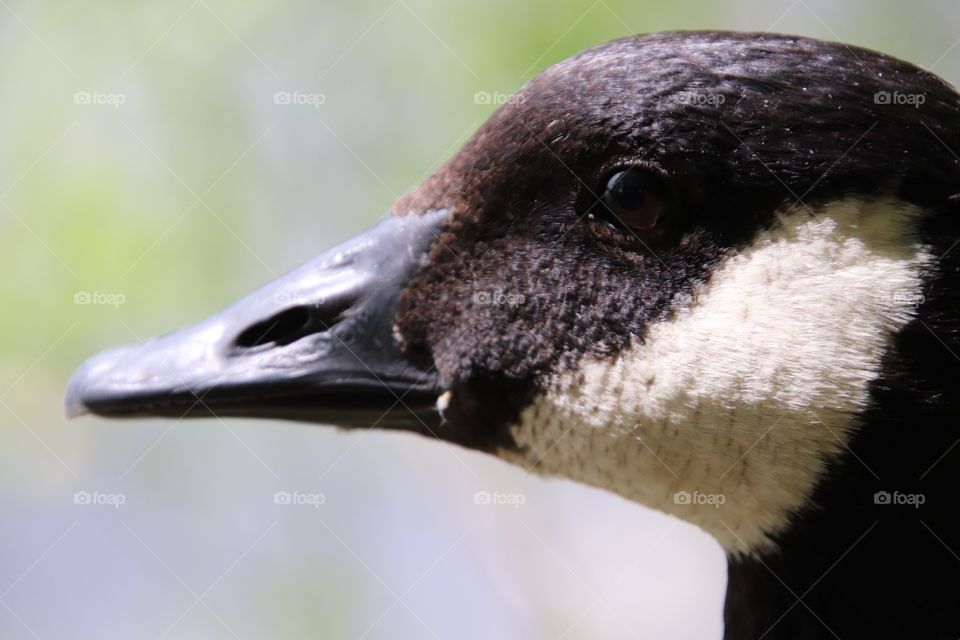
xmin=599 ymin=167 xmax=671 ymax=231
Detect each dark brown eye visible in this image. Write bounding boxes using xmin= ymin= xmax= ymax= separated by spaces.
xmin=597 ymin=167 xmax=671 ymax=232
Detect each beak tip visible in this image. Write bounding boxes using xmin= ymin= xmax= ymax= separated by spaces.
xmin=64 ymin=366 xmax=93 ymax=419
xmin=65 ymin=348 xmax=124 ymax=420
xmin=63 ymin=401 xmax=90 ymax=420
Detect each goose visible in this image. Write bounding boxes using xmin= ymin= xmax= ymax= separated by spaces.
xmin=66 ymin=31 xmax=960 ymax=639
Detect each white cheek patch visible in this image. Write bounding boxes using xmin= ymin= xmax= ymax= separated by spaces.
xmin=500 ymin=197 xmax=932 ymax=554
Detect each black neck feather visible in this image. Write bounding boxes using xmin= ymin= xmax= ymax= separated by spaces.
xmin=724 ymin=216 xmax=960 ymax=640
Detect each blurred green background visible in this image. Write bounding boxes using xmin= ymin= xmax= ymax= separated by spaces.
xmin=2 ymin=1 xmax=958 ymax=638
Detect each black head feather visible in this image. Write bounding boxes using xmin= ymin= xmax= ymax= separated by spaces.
xmin=394 ymin=31 xmax=960 ymax=450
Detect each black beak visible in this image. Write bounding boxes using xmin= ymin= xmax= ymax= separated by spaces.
xmin=65 ymin=211 xmax=449 ymax=432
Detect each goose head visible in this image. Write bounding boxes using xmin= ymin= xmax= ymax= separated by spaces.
xmin=67 ymin=31 xmax=960 ymax=638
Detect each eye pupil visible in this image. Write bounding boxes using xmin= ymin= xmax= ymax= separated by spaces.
xmin=598 ymin=167 xmax=670 ymax=232
xmin=605 ymin=169 xmax=648 ymax=211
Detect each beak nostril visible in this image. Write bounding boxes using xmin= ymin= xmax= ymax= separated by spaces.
xmin=233 ymin=297 xmax=357 ymax=350
xmin=235 ymin=307 xmax=313 ymax=348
